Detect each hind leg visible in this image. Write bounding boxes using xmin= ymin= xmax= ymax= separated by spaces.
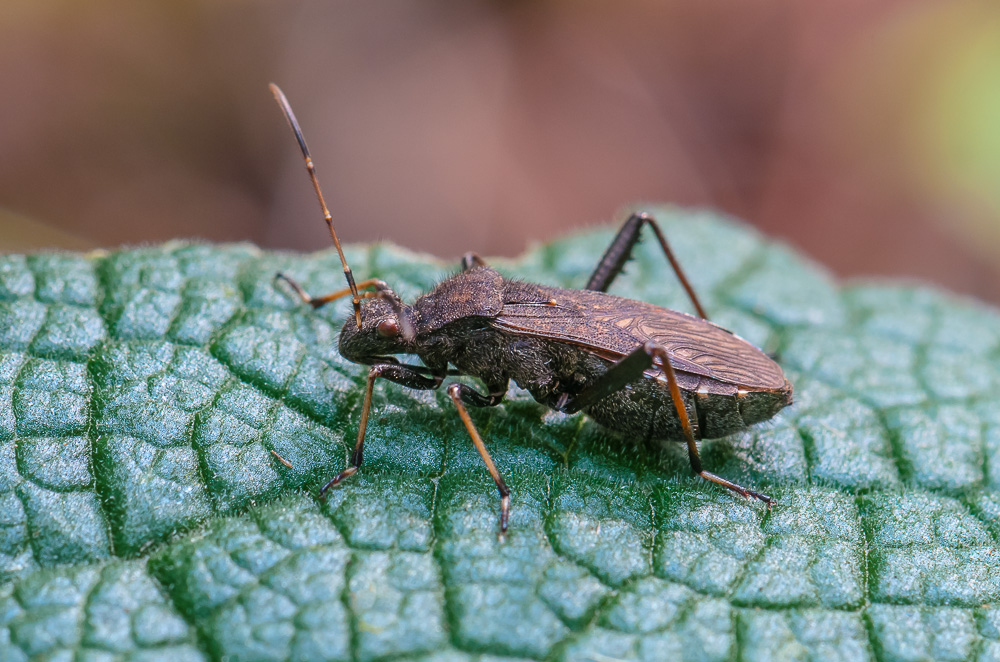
xmin=585 ymin=212 xmax=708 ymax=320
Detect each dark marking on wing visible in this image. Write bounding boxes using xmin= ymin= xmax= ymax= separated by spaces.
xmin=494 ymin=285 xmax=786 ymax=389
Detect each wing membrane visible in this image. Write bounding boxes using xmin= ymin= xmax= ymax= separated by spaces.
xmin=494 ymin=287 xmax=785 ymax=389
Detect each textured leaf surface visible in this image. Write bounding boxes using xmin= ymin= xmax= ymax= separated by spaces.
xmin=2 ymin=206 xmax=999 ymax=661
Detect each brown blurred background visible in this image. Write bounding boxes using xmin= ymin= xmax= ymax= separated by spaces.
xmin=2 ymin=0 xmax=1000 ymax=304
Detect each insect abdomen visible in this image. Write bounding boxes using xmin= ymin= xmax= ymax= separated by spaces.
xmin=583 ymin=371 xmax=791 ymax=442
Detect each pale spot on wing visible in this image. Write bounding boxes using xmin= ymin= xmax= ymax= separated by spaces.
xmin=495 ymin=287 xmax=786 ymax=389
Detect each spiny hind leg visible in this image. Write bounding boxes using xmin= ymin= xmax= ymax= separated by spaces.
xmin=560 ymin=340 xmax=771 ymax=506
xmin=653 ymin=347 xmax=772 ymax=506
xmin=585 ymin=211 xmax=708 ymax=320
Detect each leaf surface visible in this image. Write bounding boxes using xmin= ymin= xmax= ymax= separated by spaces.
xmin=1 ymin=207 xmax=999 ymax=661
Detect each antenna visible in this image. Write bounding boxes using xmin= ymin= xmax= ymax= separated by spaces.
xmin=269 ymin=83 xmax=362 ymax=327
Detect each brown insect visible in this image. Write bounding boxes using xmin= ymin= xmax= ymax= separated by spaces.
xmin=269 ymin=84 xmax=793 ymax=534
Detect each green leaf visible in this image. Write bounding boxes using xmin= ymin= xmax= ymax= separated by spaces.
xmin=1 ymin=206 xmax=999 ymax=661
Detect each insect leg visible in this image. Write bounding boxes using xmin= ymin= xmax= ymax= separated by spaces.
xmin=585 ymin=212 xmax=708 ymax=320
xmin=446 ymin=382 xmax=512 ymax=535
xmin=319 ymin=363 xmax=441 ymax=497
xmin=460 ymin=252 xmax=488 ymax=271
xmin=275 ymin=275 xmax=389 ymax=309
xmin=653 ymin=345 xmax=773 ymax=507
xmin=560 ymin=341 xmax=771 ymax=506
xmin=558 ymin=342 xmax=659 ymax=414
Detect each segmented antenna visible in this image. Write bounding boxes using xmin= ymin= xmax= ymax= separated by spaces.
xmin=269 ymin=83 xmax=362 ymax=327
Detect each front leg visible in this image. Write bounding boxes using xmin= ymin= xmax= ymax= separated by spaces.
xmin=319 ymin=363 xmax=441 ymax=497
xmin=275 ymin=274 xmax=389 ymax=309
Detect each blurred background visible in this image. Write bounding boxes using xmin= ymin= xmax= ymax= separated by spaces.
xmin=2 ymin=0 xmax=1000 ymax=304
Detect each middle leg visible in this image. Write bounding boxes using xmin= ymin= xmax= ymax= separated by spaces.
xmin=446 ymin=382 xmax=511 ymax=535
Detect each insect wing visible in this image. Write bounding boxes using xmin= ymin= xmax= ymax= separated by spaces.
xmin=494 ymin=288 xmax=785 ymax=390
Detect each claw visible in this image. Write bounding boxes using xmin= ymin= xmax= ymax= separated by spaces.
xmin=318 ymin=466 xmax=357 ymax=499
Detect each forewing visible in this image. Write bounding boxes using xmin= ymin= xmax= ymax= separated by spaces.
xmin=494 ymin=287 xmax=785 ymax=389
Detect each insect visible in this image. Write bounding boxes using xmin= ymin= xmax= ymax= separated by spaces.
xmin=269 ymin=83 xmax=793 ymax=534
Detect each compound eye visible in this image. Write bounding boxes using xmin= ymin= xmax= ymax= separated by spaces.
xmin=376 ymin=318 xmax=400 ymax=338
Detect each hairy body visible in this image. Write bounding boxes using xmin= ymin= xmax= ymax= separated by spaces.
xmin=344 ymin=266 xmax=792 ymax=445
